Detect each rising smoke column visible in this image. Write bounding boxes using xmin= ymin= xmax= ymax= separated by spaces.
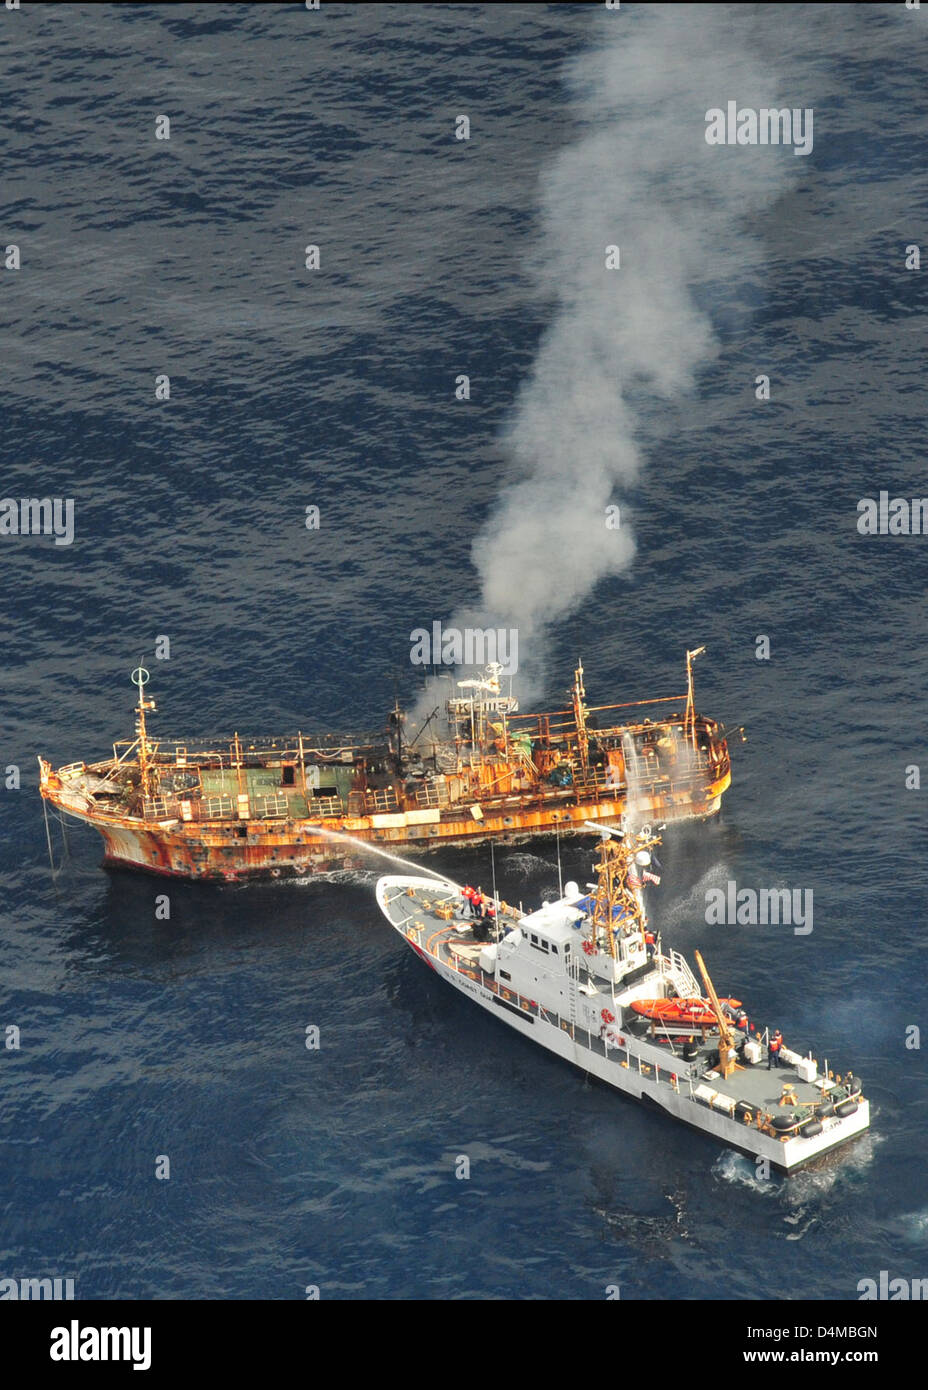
xmin=461 ymin=3 xmax=794 ymax=692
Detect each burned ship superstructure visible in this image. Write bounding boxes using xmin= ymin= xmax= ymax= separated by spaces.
xmin=38 ymin=650 xmax=733 ymax=881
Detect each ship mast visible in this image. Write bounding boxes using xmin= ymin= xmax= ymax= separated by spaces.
xmin=591 ymin=835 xmax=620 ymax=959
xmin=390 ymin=690 xmax=405 ymax=771
xmin=131 ymin=664 xmax=157 ymax=802
xmin=571 ymin=659 xmax=589 ymax=778
xmin=587 ymin=821 xmax=661 ymax=960
xmin=684 ymin=645 xmax=705 ymax=754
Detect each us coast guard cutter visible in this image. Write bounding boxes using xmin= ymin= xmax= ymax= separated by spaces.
xmin=375 ymin=824 xmax=870 ymax=1172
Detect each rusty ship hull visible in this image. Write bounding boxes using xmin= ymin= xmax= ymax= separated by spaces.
xmin=39 ymin=654 xmax=733 ymax=883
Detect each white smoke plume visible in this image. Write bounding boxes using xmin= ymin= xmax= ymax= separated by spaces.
xmin=411 ymin=3 xmax=795 ymax=727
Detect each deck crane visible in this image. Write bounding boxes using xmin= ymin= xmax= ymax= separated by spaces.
xmin=694 ymin=948 xmax=742 ymax=1080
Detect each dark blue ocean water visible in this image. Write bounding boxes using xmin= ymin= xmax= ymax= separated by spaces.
xmin=2 ymin=3 xmax=927 ymax=1300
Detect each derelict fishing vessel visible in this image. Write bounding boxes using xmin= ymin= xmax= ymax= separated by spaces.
xmin=38 ymin=649 xmax=734 ymax=882
xmin=374 ymin=826 xmax=869 ymax=1172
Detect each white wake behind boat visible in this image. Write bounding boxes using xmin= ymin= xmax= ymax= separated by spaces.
xmin=374 ymin=825 xmax=870 ymax=1173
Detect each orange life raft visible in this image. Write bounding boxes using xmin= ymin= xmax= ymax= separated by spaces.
xmin=631 ymin=997 xmax=742 ymax=1029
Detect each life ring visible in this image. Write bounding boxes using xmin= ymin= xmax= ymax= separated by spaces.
xmin=601 ymin=1008 xmax=615 ymax=1025
xmin=582 ymin=939 xmax=597 ymax=956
